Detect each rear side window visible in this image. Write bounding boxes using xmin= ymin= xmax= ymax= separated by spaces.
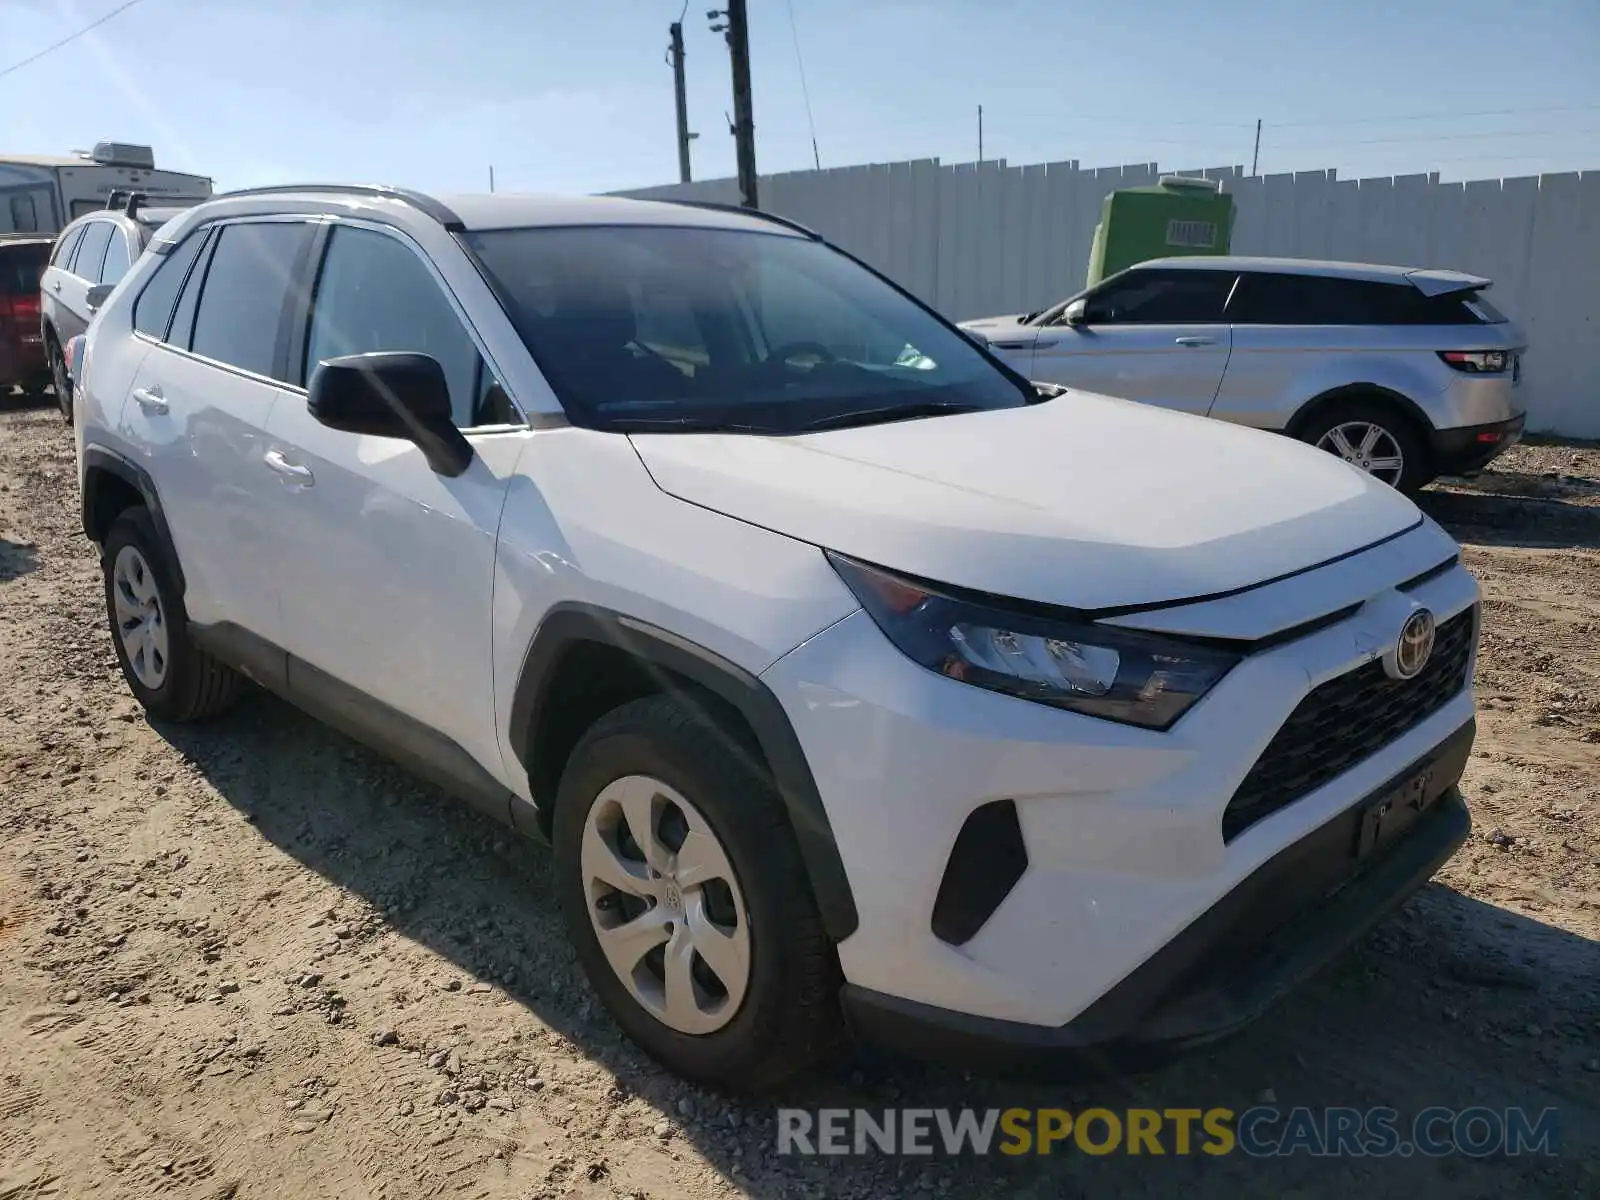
xmin=188 ymin=221 xmax=314 ymax=379
xmin=100 ymin=227 xmax=133 ymax=285
xmin=71 ymin=221 xmax=114 ymax=280
xmin=134 ymin=229 xmax=210 ymax=340
xmin=1228 ymin=273 xmax=1498 ymax=325
xmin=1082 ymin=269 xmax=1236 ymax=324
xmin=51 ymin=225 xmax=86 ymax=268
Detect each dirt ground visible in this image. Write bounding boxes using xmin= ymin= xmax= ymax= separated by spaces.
xmin=1 ymin=394 xmax=1596 ymax=1200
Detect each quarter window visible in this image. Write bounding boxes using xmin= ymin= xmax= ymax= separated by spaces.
xmin=304 ymin=225 xmax=510 ymax=428
xmin=1080 ymin=269 xmax=1236 ymax=324
xmin=188 ymin=221 xmax=313 ymax=379
xmin=1226 ymin=273 xmax=1496 ymax=326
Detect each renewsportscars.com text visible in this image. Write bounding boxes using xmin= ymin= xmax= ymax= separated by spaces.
xmin=775 ymin=1106 xmax=1561 ymax=1158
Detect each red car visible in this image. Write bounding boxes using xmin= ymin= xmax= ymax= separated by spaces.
xmin=1 ymin=236 xmax=52 ymax=397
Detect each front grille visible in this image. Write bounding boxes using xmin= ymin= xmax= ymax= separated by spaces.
xmin=1223 ymin=607 xmax=1476 ymax=840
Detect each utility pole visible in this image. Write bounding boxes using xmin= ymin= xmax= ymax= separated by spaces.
xmin=1251 ymin=119 xmax=1261 ymax=177
xmin=709 ymin=2 xmax=758 ymax=208
xmin=977 ymin=104 xmax=984 ymax=163
xmin=668 ymin=21 xmax=693 ymax=183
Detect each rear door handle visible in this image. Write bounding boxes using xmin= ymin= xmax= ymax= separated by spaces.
xmin=52 ymin=280 xmax=62 ymax=293
xmin=1174 ymin=336 xmax=1216 ymax=347
xmin=263 ymin=448 xmax=315 ymax=486
xmin=131 ymin=385 xmax=168 ymax=414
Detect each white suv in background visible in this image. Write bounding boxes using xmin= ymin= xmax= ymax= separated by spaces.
xmin=962 ymin=256 xmax=1528 ymax=493
xmin=74 ymin=186 xmax=1479 ymax=1091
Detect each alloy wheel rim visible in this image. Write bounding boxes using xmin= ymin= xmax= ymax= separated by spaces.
xmin=112 ymin=545 xmax=169 ymax=689
xmin=1316 ymin=421 xmax=1405 ymax=486
xmin=580 ymin=775 xmax=751 ymax=1035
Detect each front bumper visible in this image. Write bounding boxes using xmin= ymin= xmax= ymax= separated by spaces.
xmin=843 ymin=732 xmax=1472 ymax=1078
xmin=1432 ymin=414 xmax=1524 ymax=477
xmin=762 ymin=550 xmax=1479 ymax=1034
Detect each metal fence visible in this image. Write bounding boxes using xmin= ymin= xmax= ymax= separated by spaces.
xmin=617 ymin=159 xmax=1599 ymax=438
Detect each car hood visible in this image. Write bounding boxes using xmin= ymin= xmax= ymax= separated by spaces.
xmin=629 ymin=393 xmax=1422 ymax=612
xmin=957 ymin=314 xmax=1033 ymax=341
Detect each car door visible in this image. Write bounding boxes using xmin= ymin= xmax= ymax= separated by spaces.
xmin=1029 ymin=267 xmax=1236 ymax=415
xmin=263 ymin=220 xmax=527 ymax=787
xmin=41 ymin=223 xmax=86 ymax=346
xmin=119 ymin=217 xmax=318 ymax=665
xmin=51 ymin=218 xmax=114 ymax=343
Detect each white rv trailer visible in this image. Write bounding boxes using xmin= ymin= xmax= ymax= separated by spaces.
xmin=0 ymin=142 xmax=212 ymax=236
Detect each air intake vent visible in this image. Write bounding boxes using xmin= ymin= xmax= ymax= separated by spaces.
xmin=931 ymin=800 xmax=1028 ymax=946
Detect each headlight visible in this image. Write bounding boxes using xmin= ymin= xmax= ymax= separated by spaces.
xmin=828 ymin=553 xmax=1240 ymax=731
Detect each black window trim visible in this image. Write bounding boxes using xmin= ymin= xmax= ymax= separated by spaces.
xmin=288 ymin=215 xmax=528 ymax=430
xmin=51 ymin=223 xmax=87 ymax=270
xmin=136 ymin=215 xmax=318 ymax=388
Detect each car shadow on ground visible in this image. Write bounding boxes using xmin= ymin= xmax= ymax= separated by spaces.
xmin=0 ymin=387 xmax=55 ymax=415
xmin=1420 ymin=483 xmax=1600 ymax=551
xmin=154 ymin=692 xmax=1600 ymax=1199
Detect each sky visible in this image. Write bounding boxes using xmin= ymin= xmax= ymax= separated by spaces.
xmin=3 ymin=0 xmax=1597 ymax=195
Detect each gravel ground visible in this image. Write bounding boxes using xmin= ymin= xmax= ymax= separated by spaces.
xmin=2 ymin=396 xmax=1597 ymax=1199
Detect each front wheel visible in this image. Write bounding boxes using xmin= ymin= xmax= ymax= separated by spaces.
xmin=1300 ymin=399 xmax=1431 ymax=494
xmin=101 ymin=508 xmax=241 ymax=722
xmin=49 ymin=342 xmax=72 ymax=424
xmin=552 ymin=694 xmax=840 ymax=1092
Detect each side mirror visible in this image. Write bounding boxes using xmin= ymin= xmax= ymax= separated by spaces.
xmin=307 ymin=352 xmax=474 ymax=477
xmin=86 ymin=283 xmax=115 ymax=314
xmin=1063 ymin=299 xmax=1088 ymax=326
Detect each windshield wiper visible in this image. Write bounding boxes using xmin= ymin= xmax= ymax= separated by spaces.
xmin=797 ymin=401 xmax=988 ymax=433
xmin=611 ymin=415 xmax=772 ymax=434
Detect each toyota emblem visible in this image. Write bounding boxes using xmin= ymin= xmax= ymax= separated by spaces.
xmin=1385 ymin=607 xmax=1437 ymax=680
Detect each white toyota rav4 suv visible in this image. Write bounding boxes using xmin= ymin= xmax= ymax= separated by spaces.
xmin=73 ymin=186 xmax=1478 ymax=1091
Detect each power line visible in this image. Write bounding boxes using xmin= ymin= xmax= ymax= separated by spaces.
xmin=1270 ymin=126 xmax=1600 ymax=150
xmin=784 ymin=0 xmax=821 ymax=170
xmin=0 ymin=0 xmax=150 ymax=81
xmin=1271 ymin=103 xmax=1600 ymax=130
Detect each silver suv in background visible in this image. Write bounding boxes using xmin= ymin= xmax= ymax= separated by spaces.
xmin=40 ymin=194 xmax=193 ymax=422
xmin=962 ymin=257 xmax=1528 ymax=493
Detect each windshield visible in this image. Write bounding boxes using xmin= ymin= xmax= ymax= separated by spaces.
xmin=465 ymin=224 xmax=1031 ymax=432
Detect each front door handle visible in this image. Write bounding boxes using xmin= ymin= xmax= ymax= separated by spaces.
xmin=52 ymin=280 xmax=62 ymax=293
xmin=263 ymin=448 xmax=315 ymax=486
xmin=131 ymin=385 xmax=168 ymax=414
xmin=1174 ymin=336 xmax=1216 ymax=347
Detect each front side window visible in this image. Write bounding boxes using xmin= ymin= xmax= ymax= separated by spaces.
xmin=188 ymin=221 xmax=312 ymax=379
xmin=100 ymin=227 xmax=133 ymax=286
xmin=466 ymin=224 xmax=1031 ymax=433
xmin=304 ymin=225 xmax=510 ymax=428
xmin=1081 ymin=268 xmax=1236 ymax=324
xmin=71 ymin=221 xmax=113 ymax=281
xmin=134 ymin=228 xmax=210 ymax=340
xmin=51 ymin=225 xmax=86 ymax=268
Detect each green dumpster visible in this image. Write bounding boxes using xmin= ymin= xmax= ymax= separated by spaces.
xmin=1085 ymin=175 xmax=1235 ymax=287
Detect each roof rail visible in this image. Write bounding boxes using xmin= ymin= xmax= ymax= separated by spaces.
xmin=124 ymin=191 xmax=146 ymax=219
xmin=662 ymin=199 xmax=821 ymax=240
xmin=212 ymin=183 xmax=464 ymax=231
xmin=105 ymin=189 xmax=126 ymax=210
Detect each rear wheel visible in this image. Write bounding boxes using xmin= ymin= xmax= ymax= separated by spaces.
xmin=1299 ymin=398 xmax=1430 ymax=494
xmin=553 ymin=694 xmax=840 ymax=1092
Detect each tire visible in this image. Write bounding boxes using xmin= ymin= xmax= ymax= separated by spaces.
xmin=49 ymin=341 xmax=72 ymax=424
xmin=553 ymin=694 xmax=840 ymax=1093
xmin=101 ymin=508 xmax=241 ymax=722
xmin=1298 ymin=397 xmax=1431 ymax=494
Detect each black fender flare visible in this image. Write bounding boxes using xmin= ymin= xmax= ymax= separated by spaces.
xmin=81 ymin=446 xmax=186 ymax=595
xmin=508 ymin=603 xmax=860 ymax=941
